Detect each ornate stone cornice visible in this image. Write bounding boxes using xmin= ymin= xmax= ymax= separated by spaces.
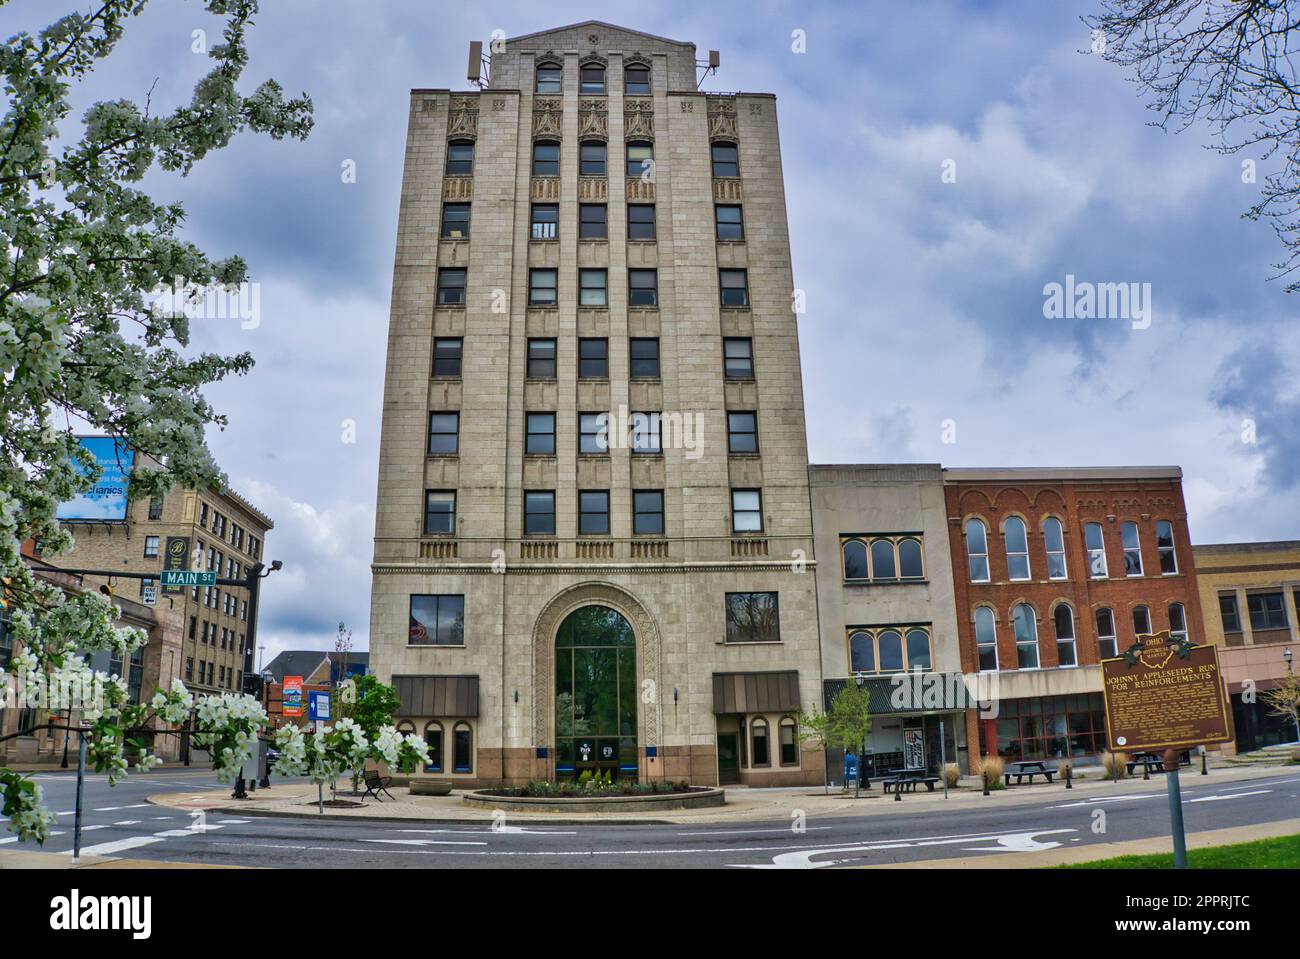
xmin=707 ymin=96 xmax=738 ymax=142
xmin=578 ymin=99 xmax=608 ymax=140
xmin=372 ymin=560 xmax=817 ymax=576
xmin=532 ymin=98 xmax=563 ymax=139
xmin=447 ymin=95 xmax=478 ymax=141
xmin=624 ymin=98 xmax=654 ymax=141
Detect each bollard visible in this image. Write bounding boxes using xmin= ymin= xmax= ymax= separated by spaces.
xmin=1201 ymin=751 xmax=1208 ymax=776
xmin=1065 ymin=765 xmax=1072 ymax=790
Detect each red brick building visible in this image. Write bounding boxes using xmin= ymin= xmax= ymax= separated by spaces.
xmin=943 ymin=467 xmax=1205 ymax=772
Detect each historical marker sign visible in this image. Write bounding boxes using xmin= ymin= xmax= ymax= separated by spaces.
xmin=1101 ymin=631 xmax=1232 ymax=753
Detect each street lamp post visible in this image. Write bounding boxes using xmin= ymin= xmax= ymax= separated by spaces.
xmin=232 ymin=560 xmax=282 ymax=800
xmin=1286 ymin=648 xmax=1299 ymax=744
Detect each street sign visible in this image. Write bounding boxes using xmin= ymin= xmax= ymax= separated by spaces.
xmin=308 ymin=690 xmax=331 ymax=722
xmin=1101 ymin=633 xmax=1232 ymax=753
xmin=283 ymin=676 xmax=303 ymax=717
xmin=141 ymin=585 xmax=157 ymax=606
xmin=159 ymin=569 xmax=216 ymax=587
xmin=161 ymin=536 xmax=191 ymax=593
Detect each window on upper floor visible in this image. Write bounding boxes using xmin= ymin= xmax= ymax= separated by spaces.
xmin=446 ymin=140 xmax=474 ymax=176
xmin=1156 ymin=520 xmax=1178 ymax=574
xmin=1044 ymin=517 xmax=1067 ymax=579
xmin=731 ymin=489 xmax=762 ymax=533
xmin=1003 ymin=517 xmax=1030 ymax=581
xmin=1084 ymin=522 xmax=1108 ymax=578
xmin=715 ymin=204 xmax=744 ymax=241
xmin=440 ymin=202 xmax=470 ymax=239
xmin=1012 ymin=603 xmax=1040 ymax=669
xmin=1121 ymin=521 xmax=1143 ymax=576
xmin=579 ymin=490 xmax=610 ymax=536
xmin=966 ymin=519 xmax=990 ymax=583
xmin=436 ymin=267 xmax=466 ymax=306
xmin=723 ymin=337 xmax=752 ymax=378
xmin=1169 ymin=602 xmax=1188 ymax=643
xmin=1219 ymin=594 xmax=1242 ymax=634
xmin=535 ymin=63 xmax=562 ymax=94
xmin=1054 ymin=604 xmax=1077 ymax=667
xmin=148 ymin=496 xmax=164 ymax=520
xmin=580 ymin=64 xmax=605 ymax=94
xmin=579 ymin=269 xmax=608 ymax=308
xmin=579 ymin=203 xmax=607 ymax=239
xmin=727 ymin=411 xmax=758 ymax=454
xmin=628 ymin=269 xmax=657 ymax=307
xmin=579 ymin=413 xmax=609 ymax=455
xmin=719 ymin=269 xmax=749 ymax=307
xmin=578 ymin=338 xmax=608 ymax=378
xmin=433 ymin=337 xmax=462 ymax=378
xmin=1247 ymin=592 xmax=1288 ymax=630
xmin=1132 ymin=604 xmax=1152 ymax=635
xmin=711 ymin=142 xmax=739 ymax=177
xmin=532 ymin=141 xmax=560 ymax=176
xmin=627 ymin=204 xmax=655 ymax=240
xmin=974 ymin=606 xmax=998 ymax=671
xmin=527 ymin=338 xmax=556 ymax=378
xmin=725 ymin=592 xmax=780 ymax=644
xmin=524 ymin=491 xmax=556 ymax=536
xmin=626 ymin=142 xmax=653 ymax=178
xmin=579 ymin=140 xmax=606 ymax=176
xmin=531 ymin=203 xmax=558 ymax=240
xmin=630 ymin=337 xmax=660 ymax=378
xmin=624 ymin=64 xmax=651 ymax=95
xmin=526 ymin=413 xmax=556 ymax=455
xmin=629 ymin=411 xmax=661 ymax=454
xmin=428 ymin=412 xmax=459 ymax=455
xmin=143 ymin=535 xmax=160 ymax=558
xmin=529 ymin=268 xmax=557 ymax=306
xmin=409 ymin=594 xmax=465 ymax=646
xmin=633 ymin=490 xmax=664 ymax=535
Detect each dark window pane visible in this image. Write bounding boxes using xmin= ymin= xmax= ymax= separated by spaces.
xmin=724 ymin=338 xmax=753 ymax=378
xmin=711 ymin=143 xmax=739 ymax=177
xmin=580 ymin=141 xmax=607 ymax=175
xmin=526 ymin=413 xmax=556 ymax=454
xmin=579 ymin=269 xmax=608 ymax=307
xmin=428 ymin=412 xmax=459 ymax=454
xmin=536 ymin=65 xmax=562 ymax=94
xmin=529 ymin=269 xmax=557 ymax=305
xmin=624 ymin=66 xmax=651 ymax=95
xmin=629 ymin=269 xmax=657 ymax=306
xmin=727 ymin=411 xmax=757 ymax=453
xmin=524 ymin=492 xmax=555 ymax=535
xmin=630 ymin=337 xmax=659 ymax=378
xmin=725 ymin=592 xmax=780 ymax=643
xmin=579 ymin=338 xmax=608 ymax=378
xmin=409 ymin=594 xmax=465 ymax=646
xmin=715 ymin=204 xmax=744 ymax=240
xmin=633 ymin=490 xmax=664 ymax=535
xmin=898 ymin=539 xmax=923 ymax=578
xmin=580 ymin=65 xmax=605 ymax=94
xmin=843 ymin=541 xmax=867 ymax=580
xmin=424 ymin=490 xmax=456 ymax=534
xmin=437 ymin=268 xmax=466 ymax=306
xmin=579 ymin=491 xmax=610 ymax=535
xmin=527 ymin=339 xmax=556 ymax=378
xmin=433 ymin=338 xmax=462 ymax=377
xmin=731 ymin=489 xmax=762 ymax=532
xmin=579 ymin=204 xmax=607 ymax=239
xmin=531 ymin=203 xmax=559 ymax=240
xmin=579 ymin=413 xmax=609 ymax=454
xmin=440 ymin=203 xmax=470 ymax=239
xmin=532 ymin=141 xmax=560 ymax=176
xmin=626 ymin=143 xmax=653 ymax=178
xmin=628 ymin=204 xmax=656 ymax=240
xmin=446 ymin=141 xmax=474 ymax=176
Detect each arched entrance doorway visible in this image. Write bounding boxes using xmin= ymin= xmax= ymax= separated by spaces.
xmin=554 ymin=605 xmax=638 ymax=781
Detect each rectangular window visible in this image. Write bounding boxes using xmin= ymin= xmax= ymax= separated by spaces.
xmin=532 ymin=141 xmax=560 ymax=176
xmin=424 ymin=490 xmax=456 ymax=535
xmin=453 ymin=725 xmax=472 ymax=774
xmin=715 ymin=204 xmax=744 ymax=240
xmin=711 ymin=143 xmax=739 ymax=177
xmin=436 ymin=268 xmax=466 ymax=306
xmin=779 ymin=721 xmax=797 ymax=766
xmin=578 ymin=338 xmax=608 ymax=378
xmin=633 ymin=490 xmax=664 ymax=535
xmin=529 ymin=268 xmax=557 ymax=306
xmin=731 ymin=489 xmax=763 ymax=533
xmin=727 ymin=411 xmax=758 ymax=454
xmin=526 ymin=413 xmax=556 ymax=455
xmin=626 ymin=142 xmax=653 ymax=178
xmin=524 ymin=491 xmax=556 ymax=536
xmin=446 ymin=141 xmax=474 ymax=176
xmin=1156 ymin=520 xmax=1178 ymax=574
xmin=185 ymin=657 xmax=193 ymax=681
xmin=143 ymin=535 xmax=160 ymax=558
xmin=1219 ymin=594 xmax=1242 ymax=633
xmin=1084 ymin=522 xmax=1108 ymax=578
xmin=428 ymin=412 xmax=459 ymax=455
xmin=579 ymin=141 xmax=607 ymax=176
xmin=527 ymin=338 xmax=557 ymax=378
xmin=724 ymin=337 xmax=753 ymax=378
xmin=579 ymin=491 xmax=610 ymax=536
xmin=409 ymin=594 xmax=465 ymax=646
xmin=1247 ymin=592 xmax=1288 ymax=630
xmin=1121 ymin=521 xmax=1143 ymax=576
xmin=530 ymin=203 xmax=558 ymax=240
xmin=725 ymin=592 xmax=780 ymax=643
xmin=719 ymin=269 xmax=749 ymax=307
xmin=580 ymin=65 xmax=605 ymax=94
xmin=579 ymin=269 xmax=608 ymax=307
xmin=634 ymin=488 xmax=665 ymax=535
xmin=629 ymin=269 xmax=657 ymax=307
xmin=578 ymin=203 xmax=607 ymax=239
xmin=628 ymin=204 xmax=656 ymax=240
xmin=148 ymin=496 xmax=164 ymax=520
xmin=535 ymin=64 xmax=562 ymax=94
xmin=440 ymin=202 xmax=470 ymax=239
xmin=1096 ymin=608 xmax=1118 ymax=659
xmin=751 ymin=722 xmax=770 ymax=767
xmin=630 ymin=337 xmax=660 ymax=378
xmin=139 ymin=577 xmax=154 ymax=598
xmin=629 ymin=411 xmax=661 ymax=454
xmin=579 ymin=413 xmax=609 ymax=454
xmin=424 ymin=726 xmax=443 ymax=773
xmin=433 ymin=337 xmax=462 ymax=378
xmin=624 ymin=66 xmax=651 ymax=95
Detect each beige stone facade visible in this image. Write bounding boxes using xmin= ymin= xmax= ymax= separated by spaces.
xmin=369 ymin=21 xmax=823 ymax=787
xmin=49 ymin=484 xmax=273 ymax=698
xmin=1192 ymin=541 xmax=1300 ymax=753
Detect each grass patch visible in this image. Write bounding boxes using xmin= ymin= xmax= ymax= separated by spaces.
xmin=1060 ymin=833 xmax=1300 ymax=869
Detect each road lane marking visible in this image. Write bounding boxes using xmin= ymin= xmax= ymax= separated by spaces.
xmin=1188 ymin=789 xmax=1270 ymax=803
xmin=70 ymin=835 xmax=164 ymax=856
xmin=360 ymin=838 xmax=489 ymax=847
xmin=677 ymin=826 xmax=833 ymax=837
xmin=734 ymin=828 xmax=1079 ymax=869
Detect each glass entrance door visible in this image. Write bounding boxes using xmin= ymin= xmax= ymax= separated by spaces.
xmin=555 ymin=605 xmax=638 ymax=781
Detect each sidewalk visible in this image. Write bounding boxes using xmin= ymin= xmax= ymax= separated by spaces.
xmin=0 ymin=849 xmax=238 ymax=869
xmin=4 ymin=760 xmax=214 ymax=774
xmin=147 ymin=761 xmax=1298 ymax=827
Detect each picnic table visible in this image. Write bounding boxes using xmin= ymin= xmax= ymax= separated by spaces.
xmin=1126 ymin=751 xmax=1192 ymax=776
xmin=883 ymin=766 xmax=940 ymax=793
xmin=1003 ymin=760 xmax=1055 ymax=786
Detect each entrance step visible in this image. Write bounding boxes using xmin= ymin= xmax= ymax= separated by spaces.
xmin=1224 ymin=743 xmax=1299 ymax=766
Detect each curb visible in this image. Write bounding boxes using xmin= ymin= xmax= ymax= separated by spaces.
xmin=153 ymin=801 xmax=678 ymax=827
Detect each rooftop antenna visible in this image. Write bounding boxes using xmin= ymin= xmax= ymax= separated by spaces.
xmin=467 ymin=40 xmax=490 ymax=88
xmin=696 ymin=49 xmax=720 ymax=90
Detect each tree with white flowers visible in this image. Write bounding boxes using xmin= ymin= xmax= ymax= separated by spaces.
xmin=0 ymin=0 xmax=311 ymax=843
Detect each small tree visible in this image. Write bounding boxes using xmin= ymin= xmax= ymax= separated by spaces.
xmin=337 ymin=674 xmax=401 ymax=791
xmin=1262 ymin=672 xmax=1300 ymax=745
xmin=797 ymin=707 xmax=834 ymax=795
xmin=808 ymin=683 xmax=873 ymax=798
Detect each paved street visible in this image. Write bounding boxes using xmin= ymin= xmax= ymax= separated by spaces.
xmin=4 ymin=767 xmax=1297 ymax=868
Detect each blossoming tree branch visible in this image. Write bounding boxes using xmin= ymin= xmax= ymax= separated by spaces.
xmin=0 ymin=1 xmax=424 ymax=843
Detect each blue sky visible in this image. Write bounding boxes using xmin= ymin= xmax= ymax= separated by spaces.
xmin=7 ymin=0 xmax=1298 ymax=662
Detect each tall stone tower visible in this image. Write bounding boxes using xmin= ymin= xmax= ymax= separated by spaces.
xmin=370 ymin=20 xmax=821 ymax=787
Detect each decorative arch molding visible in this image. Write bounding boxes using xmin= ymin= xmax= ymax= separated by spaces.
xmin=957 ymin=489 xmax=994 ymax=513
xmin=1031 ymin=488 xmax=1067 ymax=509
xmin=531 ymin=581 xmax=663 ymax=748
xmin=991 ymin=486 xmax=1033 ymax=511
xmin=623 ymin=52 xmax=652 ymax=70
xmin=579 ymin=52 xmax=608 ymax=68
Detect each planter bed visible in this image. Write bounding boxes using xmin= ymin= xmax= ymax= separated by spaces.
xmin=462 ymin=786 xmax=725 ymax=814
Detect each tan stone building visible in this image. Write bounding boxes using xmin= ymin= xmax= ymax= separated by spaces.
xmin=1192 ymin=541 xmax=1300 ymax=753
xmin=809 ymin=465 xmax=968 ymax=783
xmin=369 ymin=21 xmax=823 ymax=787
xmin=50 ymin=484 xmax=273 ymax=698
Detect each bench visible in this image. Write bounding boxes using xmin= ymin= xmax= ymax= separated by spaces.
xmin=1004 ymin=761 xmax=1055 ymax=786
xmin=362 ymin=768 xmax=396 ymax=802
xmin=408 ymin=777 xmax=454 ymax=797
xmin=1127 ymin=751 xmax=1192 ymax=776
xmin=883 ymin=776 xmax=940 ymax=794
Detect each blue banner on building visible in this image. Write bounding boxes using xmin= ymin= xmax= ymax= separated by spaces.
xmin=55 ymin=436 xmax=134 ymax=521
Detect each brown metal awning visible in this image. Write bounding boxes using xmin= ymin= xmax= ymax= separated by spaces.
xmin=712 ymin=671 xmax=801 ymax=715
xmin=393 ymin=675 xmax=480 ymax=718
